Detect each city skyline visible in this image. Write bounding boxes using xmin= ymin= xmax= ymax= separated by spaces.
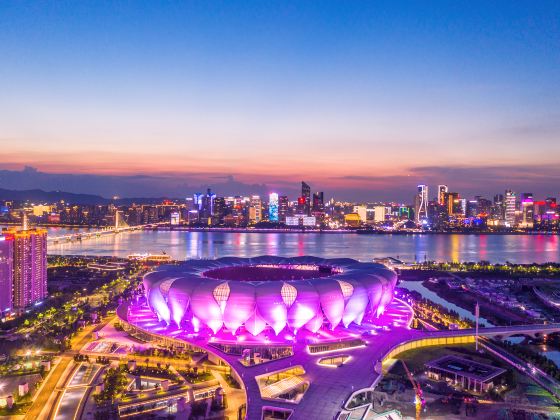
xmin=1 ymin=165 xmax=560 ymax=203
xmin=1 ymin=1 xmax=560 ymax=201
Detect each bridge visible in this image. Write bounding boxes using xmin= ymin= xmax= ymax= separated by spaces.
xmin=436 ymin=323 xmax=560 ymax=339
xmin=48 ymin=212 xmax=164 ymax=244
xmin=115 ymin=297 xmax=560 ymax=420
xmin=380 ymin=324 xmax=560 ymax=401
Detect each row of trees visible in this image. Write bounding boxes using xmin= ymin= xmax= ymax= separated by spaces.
xmin=94 ymin=365 xmax=129 ymax=404
xmin=415 ymin=261 xmax=560 ymax=276
xmin=499 ymin=340 xmax=560 ymax=381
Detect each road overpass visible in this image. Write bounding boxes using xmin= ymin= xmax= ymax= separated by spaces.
xmin=432 ymin=323 xmax=560 ymax=339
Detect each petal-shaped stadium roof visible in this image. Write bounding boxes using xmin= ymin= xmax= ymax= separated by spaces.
xmin=143 ymin=256 xmax=397 ymax=336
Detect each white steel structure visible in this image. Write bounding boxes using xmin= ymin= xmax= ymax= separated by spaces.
xmin=415 ymin=184 xmax=429 ymax=223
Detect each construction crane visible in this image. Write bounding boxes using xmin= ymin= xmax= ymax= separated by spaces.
xmin=401 ymin=360 xmax=425 ymax=419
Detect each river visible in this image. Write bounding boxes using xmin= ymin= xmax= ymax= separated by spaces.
xmin=398 ymin=280 xmax=494 ymax=326
xmin=12 ymin=225 xmax=560 ymax=367
xmin=43 ymin=228 xmax=560 ymax=264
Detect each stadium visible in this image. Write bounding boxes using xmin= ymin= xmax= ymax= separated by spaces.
xmin=141 ymin=256 xmax=398 ymax=337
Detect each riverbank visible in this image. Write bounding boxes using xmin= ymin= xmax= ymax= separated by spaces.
xmin=4 ymin=222 xmax=560 ymax=235
xmin=160 ymin=226 xmax=560 ymax=235
xmin=42 ymin=229 xmax=560 ymax=264
xmin=422 ymin=279 xmax=531 ymax=326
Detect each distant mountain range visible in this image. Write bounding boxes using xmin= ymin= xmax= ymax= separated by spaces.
xmin=0 ymin=167 xmax=273 ymax=201
xmin=0 ymin=188 xmax=178 ymax=205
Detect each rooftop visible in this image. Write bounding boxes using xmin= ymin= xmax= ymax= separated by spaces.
xmin=425 ymin=355 xmax=506 ymax=382
xmin=203 ymin=264 xmax=337 ymax=282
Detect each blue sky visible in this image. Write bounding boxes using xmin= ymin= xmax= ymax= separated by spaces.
xmin=0 ymin=1 xmax=559 ymax=200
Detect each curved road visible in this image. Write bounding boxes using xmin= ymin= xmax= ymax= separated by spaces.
xmin=25 ymin=319 xmax=114 ymax=420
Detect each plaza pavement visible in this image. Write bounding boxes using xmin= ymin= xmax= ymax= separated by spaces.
xmin=122 ymin=299 xmax=420 ymax=419
xmin=96 ymin=299 xmax=560 ymax=419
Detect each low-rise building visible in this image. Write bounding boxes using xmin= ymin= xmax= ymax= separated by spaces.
xmin=425 ymin=355 xmax=506 ymax=393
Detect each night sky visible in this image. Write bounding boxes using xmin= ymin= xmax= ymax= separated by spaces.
xmin=1 ymin=1 xmax=559 ymax=200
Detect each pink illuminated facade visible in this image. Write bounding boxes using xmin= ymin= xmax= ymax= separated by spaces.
xmin=143 ymin=256 xmax=397 ymax=336
xmin=0 ymin=234 xmax=14 ymax=314
xmin=7 ymin=227 xmax=48 ymax=310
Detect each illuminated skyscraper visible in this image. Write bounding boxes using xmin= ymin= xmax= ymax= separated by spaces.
xmin=193 ymin=193 xmax=203 ymax=211
xmin=414 ymin=184 xmax=429 ymax=223
xmin=268 ymin=193 xmax=279 ymax=222
xmin=0 ymin=234 xmax=14 ymax=314
xmin=301 ymin=181 xmax=311 ymax=215
xmin=249 ymin=196 xmax=262 ymax=224
xmin=8 ymin=222 xmax=47 ymax=310
xmin=312 ymin=192 xmax=324 ymax=216
xmin=373 ymin=205 xmax=386 ymax=222
xmin=505 ymin=190 xmax=516 ymax=227
xmin=170 ymin=211 xmax=180 ymax=225
xmin=278 ymin=195 xmax=289 ymax=222
xmin=491 ymin=194 xmax=505 ymax=222
xmin=444 ymin=192 xmax=460 ymax=217
xmin=520 ymin=193 xmax=534 ymax=228
xmin=200 ymin=188 xmax=216 ymax=221
xmin=353 ymin=205 xmax=367 ymax=223
xmin=437 ymin=185 xmax=448 ymax=205
xmin=213 ymin=197 xmax=226 ymax=225
xmin=459 ymin=198 xmax=467 ymax=216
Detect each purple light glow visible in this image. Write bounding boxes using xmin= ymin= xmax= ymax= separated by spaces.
xmin=142 ymin=256 xmax=397 ymax=337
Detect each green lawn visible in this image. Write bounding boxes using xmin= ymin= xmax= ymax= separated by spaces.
xmin=388 ymin=343 xmax=479 ymax=375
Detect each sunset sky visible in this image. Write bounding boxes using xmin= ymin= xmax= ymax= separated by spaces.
xmin=1 ymin=1 xmax=559 ymax=200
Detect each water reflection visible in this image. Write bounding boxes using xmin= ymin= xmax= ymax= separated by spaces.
xmin=399 ymin=280 xmax=494 ymax=326
xmin=43 ymin=229 xmax=560 ymax=264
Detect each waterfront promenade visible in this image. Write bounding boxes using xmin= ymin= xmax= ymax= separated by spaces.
xmin=45 ymin=228 xmax=560 ymax=264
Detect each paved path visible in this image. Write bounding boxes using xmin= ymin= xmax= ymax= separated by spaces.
xmin=480 ymin=338 xmax=560 ymax=399
xmin=118 ymin=301 xmax=560 ymax=419
xmin=122 ymin=300 xmax=419 ymax=419
xmin=25 ymin=318 xmax=114 ymax=420
xmin=25 ymin=357 xmax=74 ymax=420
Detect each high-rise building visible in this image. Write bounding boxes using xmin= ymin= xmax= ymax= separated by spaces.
xmin=312 ymin=192 xmax=324 ymax=212
xmin=7 ymin=223 xmax=47 ymax=310
xmin=249 ymin=196 xmax=262 ymax=224
xmin=311 ymin=192 xmax=324 ymax=222
xmin=229 ymin=196 xmax=246 ymax=225
xmin=0 ymin=234 xmax=14 ymax=315
xmin=193 ymin=193 xmax=203 ymax=211
xmin=520 ymin=193 xmax=534 ymax=228
xmin=278 ymin=195 xmax=289 ymax=222
xmin=491 ymin=194 xmax=505 ymax=222
xmin=505 ymin=190 xmax=516 ymax=227
xmin=373 ymin=205 xmax=386 ymax=223
xmin=475 ymin=196 xmax=492 ymax=218
xmin=141 ymin=205 xmax=158 ymax=224
xmin=170 ymin=211 xmax=180 ymax=225
xmin=353 ymin=205 xmax=367 ymax=223
xmin=301 ymin=181 xmax=311 ymax=215
xmin=213 ymin=197 xmax=226 ymax=225
xmin=459 ymin=199 xmax=467 ymax=216
xmin=399 ymin=206 xmax=411 ymax=220
xmin=428 ymin=201 xmax=445 ymax=228
xmin=437 ymin=185 xmax=448 ymax=205
xmin=466 ymin=200 xmax=479 ymax=218
xmin=535 ymin=197 xmax=558 ymax=226
xmin=201 ymin=188 xmax=216 ymax=221
xmin=268 ymin=193 xmax=279 ymax=222
xmin=444 ymin=192 xmax=460 ymax=217
xmin=414 ymin=184 xmax=429 ymax=223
